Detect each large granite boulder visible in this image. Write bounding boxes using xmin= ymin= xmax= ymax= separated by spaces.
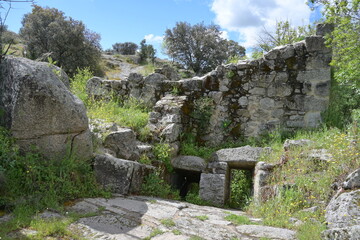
xmin=0 ymin=56 xmax=92 ymax=160
xmin=94 ymin=154 xmax=154 ymax=194
xmin=171 ymin=155 xmax=206 ymax=172
xmin=211 ymin=146 xmax=270 ymax=169
xmin=103 ymin=128 xmax=140 ymax=161
xmin=322 ymin=189 xmax=360 ymax=239
xmin=342 ymin=168 xmax=360 ymax=190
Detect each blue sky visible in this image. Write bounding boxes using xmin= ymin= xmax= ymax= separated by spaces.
xmin=3 ymin=0 xmax=321 ymax=58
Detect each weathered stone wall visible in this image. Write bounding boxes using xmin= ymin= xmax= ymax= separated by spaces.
xmin=87 ymin=24 xmax=332 ymax=147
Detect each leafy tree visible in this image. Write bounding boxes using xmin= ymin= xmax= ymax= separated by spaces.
xmin=255 ymin=20 xmax=316 ymax=53
xmin=112 ymin=42 xmax=138 ymax=55
xmin=0 ymin=0 xmax=33 ymax=62
xmin=164 ymin=22 xmax=245 ymax=74
xmin=309 ymin=0 xmax=359 ymax=90
xmin=308 ymin=0 xmax=360 ymax=127
xmin=20 ymin=5 xmax=103 ymax=76
xmin=139 ymin=39 xmax=156 ymax=64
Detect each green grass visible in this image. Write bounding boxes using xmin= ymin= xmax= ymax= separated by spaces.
xmin=194 ymin=215 xmax=209 ymax=221
xmin=246 ymin=123 xmax=359 ymax=238
xmin=70 ymin=68 xmax=150 ymax=135
xmin=172 ymin=229 xmax=181 ymax=235
xmin=224 ymin=214 xmax=252 ymax=225
xmin=139 ymin=63 xmax=156 ymax=76
xmin=143 ymin=228 xmax=164 ymax=240
xmin=160 ymin=218 xmax=176 ymax=227
xmin=87 ymin=99 xmax=149 ymax=133
xmin=0 ymin=127 xmax=110 ymax=238
xmin=189 ymin=236 xmax=205 ymax=240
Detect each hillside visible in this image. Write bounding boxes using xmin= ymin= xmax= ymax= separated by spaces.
xmin=0 ymin=24 xmax=359 ymax=240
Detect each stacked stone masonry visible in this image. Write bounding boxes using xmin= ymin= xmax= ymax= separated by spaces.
xmin=87 ymin=24 xmax=332 ymax=148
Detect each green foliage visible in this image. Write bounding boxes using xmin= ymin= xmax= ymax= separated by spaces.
xmin=172 ymin=229 xmax=182 ymax=235
xmin=160 ymin=218 xmax=176 ymax=227
xmin=70 ymin=68 xmax=150 ymax=136
xmin=256 ymin=20 xmax=315 ymax=52
xmin=70 ymin=67 xmax=93 ymax=103
xmin=247 ymin=123 xmax=359 ymax=238
xmin=194 ymin=215 xmax=209 ymax=221
xmin=87 ymin=98 xmax=149 ymax=134
xmin=323 ymin=70 xmax=360 ymax=128
xmin=296 ymin=220 xmax=326 ymax=240
xmin=310 ymin=1 xmax=360 ymax=126
xmin=191 ymin=97 xmax=214 ymax=134
xmin=139 ymin=154 xmax=152 ymax=165
xmin=229 ymin=170 xmax=253 ymax=209
xmin=0 ymin=127 xmax=109 ymax=236
xmin=320 ymin=0 xmax=360 ymax=90
xmin=141 ymin=171 xmax=179 ymax=199
xmin=189 ymin=235 xmax=205 ymax=240
xmin=20 ymin=5 xmax=103 ymax=76
xmin=112 ymin=42 xmax=138 ymax=55
xmin=171 ymin=86 xmax=180 ymax=95
xmin=139 ymin=62 xmax=156 ymax=76
xmin=164 ymin=21 xmax=245 ymax=74
xmin=224 ymin=214 xmax=252 ymax=225
xmin=143 ymin=228 xmax=164 ymax=240
xmin=185 ymin=183 xmax=213 ymax=206
xmin=153 ymin=143 xmax=173 ymax=172
xmin=139 ymin=39 xmax=156 ymax=64
xmin=179 ymin=133 xmax=217 ymax=160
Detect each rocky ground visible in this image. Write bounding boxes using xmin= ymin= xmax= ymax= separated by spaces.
xmin=2 ymin=195 xmax=296 ymax=240
xmin=102 ymin=54 xmax=146 ymax=80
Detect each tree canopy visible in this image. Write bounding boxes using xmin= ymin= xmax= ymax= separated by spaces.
xmin=112 ymin=42 xmax=138 ymax=55
xmin=253 ymin=20 xmax=315 ymax=58
xmin=20 ymin=5 xmax=103 ymax=76
xmin=0 ymin=0 xmax=33 ymax=62
xmin=309 ymin=0 xmax=360 ymax=90
xmin=164 ymin=22 xmax=245 ymax=74
xmin=139 ymin=39 xmax=156 ymax=64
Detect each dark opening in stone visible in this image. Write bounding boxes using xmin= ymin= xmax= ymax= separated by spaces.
xmin=171 ymin=169 xmax=201 ymax=199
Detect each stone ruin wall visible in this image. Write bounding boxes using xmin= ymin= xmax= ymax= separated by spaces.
xmin=87 ymin=25 xmax=332 ymax=151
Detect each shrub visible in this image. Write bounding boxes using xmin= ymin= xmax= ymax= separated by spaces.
xmin=141 ymin=171 xmax=178 ymax=199
xmin=224 ymin=214 xmax=252 ymax=225
xmin=153 ymin=143 xmax=173 ymax=172
xmin=20 ymin=5 xmax=103 ymax=77
xmin=229 ymin=169 xmax=253 ymax=210
xmin=0 ymin=127 xmax=109 ymax=235
xmin=70 ymin=67 xmax=93 ymax=103
xmin=112 ymin=42 xmax=138 ymax=55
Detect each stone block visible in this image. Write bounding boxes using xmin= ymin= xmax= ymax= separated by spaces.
xmin=315 ymin=81 xmax=331 ymax=96
xmin=171 ymin=155 xmax=206 ymax=172
xmin=342 ymin=168 xmax=360 ymax=190
xmin=305 ymin=36 xmax=329 ymax=52
xmin=199 ymin=173 xmax=228 ymax=206
xmin=104 ymin=128 xmax=140 ymax=161
xmin=304 ymin=112 xmax=322 ymax=128
xmin=94 ymin=154 xmax=154 ymax=195
xmin=304 ymin=96 xmax=329 ymax=112
xmin=211 ymin=146 xmax=270 ymax=169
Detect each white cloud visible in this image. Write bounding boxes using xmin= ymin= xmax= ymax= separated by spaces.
xmin=220 ymin=30 xmax=229 ymax=40
xmin=211 ymin=0 xmax=311 ymax=48
xmin=144 ymin=34 xmax=164 ymax=43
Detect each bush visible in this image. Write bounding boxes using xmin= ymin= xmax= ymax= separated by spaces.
xmin=0 ymin=127 xmax=109 ymax=218
xmin=229 ymin=169 xmax=253 ymax=210
xmin=153 ymin=143 xmax=173 ymax=172
xmin=20 ymin=5 xmax=103 ymax=77
xmin=112 ymin=42 xmax=138 ymax=55
xmin=141 ymin=171 xmax=178 ymax=199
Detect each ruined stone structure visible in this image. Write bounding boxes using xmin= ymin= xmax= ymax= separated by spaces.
xmin=87 ymin=24 xmax=332 ymax=151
